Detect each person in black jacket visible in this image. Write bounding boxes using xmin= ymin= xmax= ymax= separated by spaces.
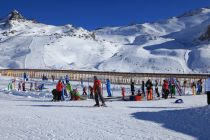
xmin=155 ymin=80 xmax=160 ymax=97
xmin=130 ymin=81 xmax=135 ymax=95
xmin=141 ymin=81 xmax=145 ymax=97
xmin=145 ymin=79 xmax=153 ymax=100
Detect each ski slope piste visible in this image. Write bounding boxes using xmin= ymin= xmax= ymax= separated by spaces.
xmin=0 ymin=75 xmax=210 ymax=140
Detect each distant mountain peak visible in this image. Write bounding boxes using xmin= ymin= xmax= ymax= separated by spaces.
xmin=178 ymin=7 xmax=210 ymax=18
xmin=8 ymin=9 xmax=24 ymax=20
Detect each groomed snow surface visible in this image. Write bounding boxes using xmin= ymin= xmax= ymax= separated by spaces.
xmin=0 ymin=76 xmax=209 ymax=140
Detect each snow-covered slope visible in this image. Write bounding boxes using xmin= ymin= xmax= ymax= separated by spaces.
xmin=0 ymin=76 xmax=210 ymax=140
xmin=0 ymin=10 xmax=121 ymax=70
xmin=95 ymin=7 xmax=210 ymax=73
xmin=1 ymin=8 xmax=210 ymax=73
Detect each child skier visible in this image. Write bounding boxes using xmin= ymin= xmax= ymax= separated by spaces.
xmin=155 ymin=80 xmax=160 ymax=97
xmin=56 ymin=80 xmax=63 ymax=101
xmin=106 ymin=79 xmax=112 ymax=97
xmin=89 ymin=86 xmax=94 ymax=99
xmin=30 ymin=82 xmax=33 ymax=91
xmin=22 ymin=82 xmax=26 ymax=91
xmin=83 ymin=86 xmax=87 ymax=96
xmin=18 ymin=81 xmax=22 ymax=91
xmin=121 ymin=87 xmax=126 ymax=100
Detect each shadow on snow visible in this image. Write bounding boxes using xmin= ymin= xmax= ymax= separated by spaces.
xmin=17 ymin=104 xmax=92 ymax=108
xmin=131 ymin=106 xmax=210 ymax=140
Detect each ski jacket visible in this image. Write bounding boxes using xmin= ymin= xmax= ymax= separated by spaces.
xmin=205 ymin=78 xmax=210 ymax=92
xmin=93 ymin=80 xmax=101 ymax=94
xmin=121 ymin=87 xmax=126 ymax=96
xmin=66 ymin=83 xmax=72 ymax=92
xmin=131 ymin=82 xmax=135 ymax=92
xmin=106 ymin=79 xmax=111 ymax=90
xmin=163 ymin=81 xmax=169 ymax=90
xmin=56 ymin=82 xmax=63 ymax=92
xmin=146 ymin=81 xmax=153 ymax=90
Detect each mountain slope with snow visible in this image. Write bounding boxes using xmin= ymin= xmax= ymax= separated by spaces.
xmin=95 ymin=7 xmax=210 ymax=73
xmin=1 ymin=8 xmax=210 ymax=73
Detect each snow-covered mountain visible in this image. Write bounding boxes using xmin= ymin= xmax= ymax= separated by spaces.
xmin=1 ymin=8 xmax=210 ymax=73
xmin=0 ymin=10 xmax=120 ymax=70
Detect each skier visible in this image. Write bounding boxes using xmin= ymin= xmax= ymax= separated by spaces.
xmin=106 ymin=79 xmax=112 ymax=97
xmin=93 ymin=76 xmax=106 ymax=107
xmin=51 ymin=75 xmax=55 ymax=82
xmin=18 ymin=81 xmax=22 ymax=91
xmin=72 ymin=88 xmax=86 ymax=100
xmin=205 ymin=76 xmax=210 ymax=105
xmin=56 ymin=80 xmax=63 ymax=101
xmin=22 ymin=82 xmax=26 ymax=91
xmin=82 ymin=86 xmax=87 ymax=96
xmin=12 ymin=79 xmax=16 ymax=90
xmin=191 ymin=81 xmax=196 ymax=95
xmin=141 ymin=81 xmax=145 ymax=97
xmin=66 ymin=82 xmax=72 ymax=94
xmin=23 ymin=72 xmax=27 ymax=81
xmin=183 ymin=80 xmax=187 ymax=95
xmin=38 ymin=83 xmax=44 ymax=91
xmin=81 ymin=78 xmax=84 ymax=89
xmin=170 ymin=78 xmax=176 ymax=97
xmin=7 ymin=82 xmax=12 ymax=91
xmin=51 ymin=89 xmax=58 ymax=101
xmin=121 ymin=87 xmax=126 ymax=100
xmin=162 ymin=80 xmax=169 ymax=99
xmin=34 ymin=82 xmax=38 ymax=90
xmin=130 ymin=80 xmax=135 ymax=95
xmin=88 ymin=86 xmax=94 ymax=99
xmin=65 ymin=75 xmax=70 ymax=84
xmin=42 ymin=75 xmax=48 ymax=81
xmin=30 ymin=82 xmax=33 ymax=91
xmin=155 ymin=80 xmax=160 ymax=97
xmin=137 ymin=89 xmax=141 ymax=96
xmin=61 ymin=81 xmax=66 ymax=101
xmin=145 ymin=79 xmax=153 ymax=100
xmin=197 ymin=79 xmax=203 ymax=95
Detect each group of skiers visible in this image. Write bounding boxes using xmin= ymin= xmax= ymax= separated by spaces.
xmin=128 ymin=78 xmax=206 ymax=101
xmin=52 ymin=75 xmax=107 ymax=107
xmin=17 ymin=81 xmax=44 ymax=91
xmin=8 ymin=72 xmax=210 ymax=105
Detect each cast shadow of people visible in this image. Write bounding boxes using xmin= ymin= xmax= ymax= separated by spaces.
xmin=131 ymin=106 xmax=210 ymax=140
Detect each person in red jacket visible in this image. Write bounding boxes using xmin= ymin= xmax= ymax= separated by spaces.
xmin=93 ymin=76 xmax=106 ymax=107
xmin=162 ymin=80 xmax=169 ymax=99
xmin=56 ymin=80 xmax=63 ymax=101
xmin=121 ymin=87 xmax=126 ymax=100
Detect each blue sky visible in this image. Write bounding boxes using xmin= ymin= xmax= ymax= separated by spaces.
xmin=1 ymin=0 xmax=210 ymax=30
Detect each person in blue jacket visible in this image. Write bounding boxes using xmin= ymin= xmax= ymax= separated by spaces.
xmin=65 ymin=75 xmax=70 ymax=84
xmin=106 ymin=79 xmax=112 ymax=97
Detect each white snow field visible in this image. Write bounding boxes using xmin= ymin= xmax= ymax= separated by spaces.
xmin=1 ymin=7 xmax=210 ymax=73
xmin=0 ymin=76 xmax=210 ymax=140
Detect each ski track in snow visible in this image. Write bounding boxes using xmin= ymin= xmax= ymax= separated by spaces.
xmin=25 ymin=37 xmax=48 ymax=68
xmin=0 ymin=76 xmax=210 ymax=140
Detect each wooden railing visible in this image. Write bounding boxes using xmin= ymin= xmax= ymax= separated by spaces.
xmin=0 ymin=69 xmax=209 ymax=85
